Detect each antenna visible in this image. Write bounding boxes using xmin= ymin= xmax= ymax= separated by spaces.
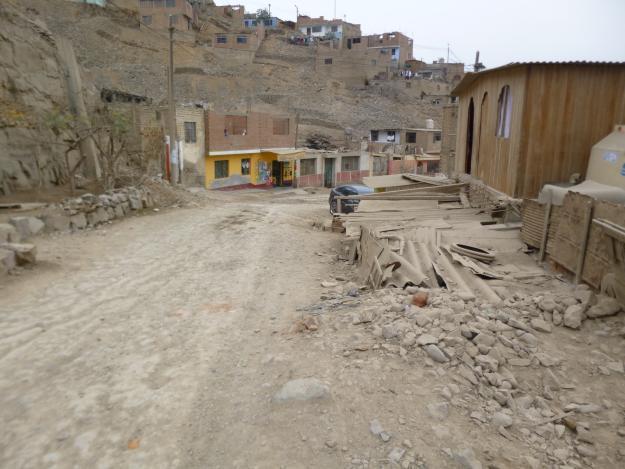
xmin=334 ymin=0 xmax=337 ymax=19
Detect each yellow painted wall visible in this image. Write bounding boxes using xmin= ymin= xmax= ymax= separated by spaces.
xmin=204 ymin=152 xmax=279 ymax=188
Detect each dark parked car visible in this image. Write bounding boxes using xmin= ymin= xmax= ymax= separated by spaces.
xmin=329 ymin=184 xmax=374 ymax=214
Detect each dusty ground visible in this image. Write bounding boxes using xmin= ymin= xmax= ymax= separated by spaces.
xmin=1 ymin=189 xmax=624 ymax=469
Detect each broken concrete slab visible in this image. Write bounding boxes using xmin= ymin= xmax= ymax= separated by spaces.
xmin=1 ymin=242 xmax=36 ymax=265
xmin=9 ymin=216 xmax=44 ymax=239
xmin=586 ymin=297 xmax=622 ymax=318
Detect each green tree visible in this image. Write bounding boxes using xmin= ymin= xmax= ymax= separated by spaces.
xmin=256 ymin=8 xmax=271 ymax=20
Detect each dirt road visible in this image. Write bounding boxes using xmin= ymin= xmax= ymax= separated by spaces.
xmin=3 ymin=190 xmax=624 ymax=469
xmin=0 ymin=190 xmax=352 ymax=468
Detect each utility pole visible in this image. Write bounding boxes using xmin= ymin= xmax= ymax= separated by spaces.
xmin=167 ymin=15 xmax=178 ymax=184
xmin=334 ymin=0 xmax=337 ymax=19
xmin=447 ymin=43 xmax=450 ymax=63
xmin=295 ymin=4 xmax=298 ymax=19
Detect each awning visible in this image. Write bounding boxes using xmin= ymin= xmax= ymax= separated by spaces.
xmin=275 ymin=150 xmax=306 ymax=161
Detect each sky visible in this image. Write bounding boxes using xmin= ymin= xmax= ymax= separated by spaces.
xmin=239 ymin=0 xmax=625 ymax=68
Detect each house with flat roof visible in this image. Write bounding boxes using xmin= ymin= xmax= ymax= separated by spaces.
xmin=296 ymin=15 xmax=361 ymax=44
xmin=204 ymin=112 xmax=300 ymax=189
xmin=369 ymin=126 xmax=442 ymax=175
xmin=138 ymin=0 xmax=196 ymax=31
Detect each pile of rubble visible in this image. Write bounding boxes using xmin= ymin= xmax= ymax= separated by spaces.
xmin=0 ymin=218 xmax=40 ymax=275
xmin=299 ymin=277 xmax=625 ymax=468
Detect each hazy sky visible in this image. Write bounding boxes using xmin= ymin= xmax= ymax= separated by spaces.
xmin=240 ymin=0 xmax=625 ymax=68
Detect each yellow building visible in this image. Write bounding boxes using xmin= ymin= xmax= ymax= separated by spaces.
xmin=205 ymin=150 xmax=302 ymax=189
xmin=204 ymin=111 xmax=300 ymax=189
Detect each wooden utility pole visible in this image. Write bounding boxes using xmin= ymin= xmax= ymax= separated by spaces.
xmin=168 ymin=15 xmax=178 ymax=183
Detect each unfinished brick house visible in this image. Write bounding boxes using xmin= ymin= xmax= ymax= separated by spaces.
xmin=213 ymin=28 xmax=265 ymax=51
xmin=204 ymin=112 xmax=299 ymax=189
xmin=369 ymin=127 xmax=442 ymax=175
xmin=296 ymin=15 xmax=361 ymax=46
xmin=316 ymin=31 xmax=414 ymax=85
xmin=138 ymin=0 xmax=196 ymax=31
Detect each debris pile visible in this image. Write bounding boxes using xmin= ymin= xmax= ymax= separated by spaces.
xmin=301 ymin=277 xmax=625 ymax=467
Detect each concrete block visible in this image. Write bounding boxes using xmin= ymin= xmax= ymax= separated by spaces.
xmin=1 ymin=242 xmax=36 ymax=265
xmin=9 ymin=216 xmax=45 ymax=239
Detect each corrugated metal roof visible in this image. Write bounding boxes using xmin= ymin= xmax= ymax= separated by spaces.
xmin=452 ymin=61 xmax=625 ymax=96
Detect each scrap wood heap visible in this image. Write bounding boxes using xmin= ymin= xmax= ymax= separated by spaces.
xmin=334 ymin=174 xmax=529 ymax=303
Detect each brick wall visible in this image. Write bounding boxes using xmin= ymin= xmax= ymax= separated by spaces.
xmin=138 ymin=0 xmax=195 ymax=31
xmin=295 ymin=173 xmax=323 ymax=188
xmin=335 ymin=170 xmax=369 ymax=184
xmin=205 ymin=112 xmax=297 ymax=153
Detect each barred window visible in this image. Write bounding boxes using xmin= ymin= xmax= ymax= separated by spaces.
xmin=184 ymin=122 xmax=196 ymax=143
xmin=224 ymin=115 xmax=247 ymax=135
xmin=300 ymin=159 xmax=316 ymax=176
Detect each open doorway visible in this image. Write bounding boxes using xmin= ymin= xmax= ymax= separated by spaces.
xmin=476 ymin=92 xmax=489 ymax=174
xmin=465 ymin=98 xmax=475 ymax=174
xmin=324 ymin=158 xmax=335 ymax=187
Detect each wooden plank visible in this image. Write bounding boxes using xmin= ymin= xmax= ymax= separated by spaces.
xmin=575 ymin=200 xmax=593 ymax=284
xmin=538 ymin=201 xmax=552 ymax=261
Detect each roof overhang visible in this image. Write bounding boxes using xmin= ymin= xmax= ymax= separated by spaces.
xmin=207 ymin=148 xmax=299 ymax=157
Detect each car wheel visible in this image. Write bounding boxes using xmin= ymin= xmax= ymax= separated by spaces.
xmin=330 ymin=199 xmax=337 ymax=215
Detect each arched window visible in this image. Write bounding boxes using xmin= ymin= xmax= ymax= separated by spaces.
xmin=496 ymin=85 xmax=512 ymax=138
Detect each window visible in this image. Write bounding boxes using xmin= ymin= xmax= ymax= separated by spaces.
xmin=406 ymin=132 xmax=417 ymax=144
xmin=331 ymin=26 xmax=338 ymax=32
xmin=312 ymin=25 xmax=322 ymax=33
xmin=341 ymin=156 xmax=360 ymax=171
xmin=300 ymin=159 xmax=316 ymax=176
xmin=237 ymin=36 xmax=248 ymax=44
xmin=216 ymin=36 xmax=227 ymax=44
xmin=215 ymin=160 xmax=229 ymax=179
xmin=264 ymin=19 xmax=273 ymax=26
xmin=324 ymin=58 xmax=333 ymax=65
xmin=380 ymin=48 xmax=388 ymax=54
xmin=142 ymin=15 xmax=152 ymax=25
xmin=496 ymin=85 xmax=512 ymax=138
xmin=371 ymin=130 xmax=379 ymax=141
xmin=184 ymin=122 xmax=196 ymax=143
xmin=371 ymin=60 xmax=377 ymax=66
xmin=386 ymin=131 xmax=396 ymax=142
xmin=273 ymin=118 xmax=290 ymax=135
xmin=433 ymin=132 xmax=442 ymax=142
xmin=352 ymin=37 xmax=361 ymax=44
xmin=224 ymin=115 xmax=247 ymax=135
xmin=166 ymin=0 xmax=176 ymax=7
xmin=241 ymin=158 xmax=251 ymax=176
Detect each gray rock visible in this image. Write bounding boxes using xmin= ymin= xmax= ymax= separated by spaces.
xmin=491 ymin=411 xmax=513 ymax=428
xmin=1 ymin=243 xmax=36 ymax=265
xmin=388 ymin=447 xmax=405 ymax=463
xmin=530 ymin=318 xmax=552 ymax=333
xmin=70 ymin=213 xmax=87 ymax=230
xmin=586 ymin=297 xmax=622 ymax=318
xmin=128 ymin=195 xmax=142 ymax=210
xmin=539 ymin=299 xmax=558 ymax=313
xmin=40 ymin=208 xmax=70 ymax=232
xmin=0 ymin=248 xmax=16 ymax=274
xmin=370 ymin=419 xmax=391 ymax=442
xmin=423 ymin=344 xmax=449 ymax=363
xmin=427 ymin=402 xmax=449 ymax=420
xmin=576 ymin=444 xmax=597 ymax=458
xmin=473 ymin=332 xmax=496 ymax=347
xmin=454 ymin=448 xmax=483 ymax=469
xmin=564 ymin=305 xmax=584 ymax=329
xmin=475 ymin=354 xmax=499 ymax=372
xmin=273 ymin=378 xmax=330 ymax=402
xmin=508 ymin=318 xmax=530 ymax=332
xmin=416 ymin=333 xmax=438 ymax=346
xmin=552 ymin=310 xmax=563 ymax=326
xmin=0 ymin=223 xmax=21 ymax=243
xmin=9 ymin=216 xmax=44 ymax=239
xmin=382 ymin=324 xmax=399 ymax=339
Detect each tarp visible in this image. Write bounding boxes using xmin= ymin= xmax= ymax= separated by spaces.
xmin=275 ymin=150 xmax=307 ymax=161
xmin=538 ymin=179 xmax=625 ymax=206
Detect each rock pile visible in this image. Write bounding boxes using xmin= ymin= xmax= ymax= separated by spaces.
xmin=304 ymin=279 xmax=625 ymax=468
xmin=1 ymin=219 xmax=39 ymax=276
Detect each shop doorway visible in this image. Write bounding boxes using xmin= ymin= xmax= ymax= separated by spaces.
xmin=324 ymin=158 xmax=335 ymax=187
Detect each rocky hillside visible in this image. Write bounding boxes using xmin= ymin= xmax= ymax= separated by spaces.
xmin=1 ymin=0 xmax=452 ymax=195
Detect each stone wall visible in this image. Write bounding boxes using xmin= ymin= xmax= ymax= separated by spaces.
xmin=39 ymin=185 xmax=156 ymax=233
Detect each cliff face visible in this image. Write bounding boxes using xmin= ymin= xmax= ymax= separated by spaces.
xmin=0 ymin=3 xmax=70 ymax=195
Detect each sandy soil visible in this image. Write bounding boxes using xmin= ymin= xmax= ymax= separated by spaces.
xmin=1 ymin=190 xmax=624 ymax=469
